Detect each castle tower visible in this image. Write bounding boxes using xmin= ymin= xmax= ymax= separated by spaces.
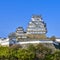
xmin=16 ymin=27 xmax=27 ymax=40
xmin=26 ymin=15 xmax=47 ymax=39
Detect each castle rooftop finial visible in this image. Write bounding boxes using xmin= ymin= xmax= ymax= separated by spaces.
xmin=32 ymin=15 xmax=42 ymax=19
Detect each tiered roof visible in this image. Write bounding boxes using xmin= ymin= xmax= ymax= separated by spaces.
xmin=27 ymin=15 xmax=47 ymax=34
xmin=16 ymin=27 xmax=26 ymax=39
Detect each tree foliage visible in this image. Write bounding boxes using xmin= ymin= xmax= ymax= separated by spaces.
xmin=0 ymin=44 xmax=60 ymax=60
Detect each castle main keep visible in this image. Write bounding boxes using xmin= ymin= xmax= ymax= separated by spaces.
xmin=9 ymin=15 xmax=47 ymax=41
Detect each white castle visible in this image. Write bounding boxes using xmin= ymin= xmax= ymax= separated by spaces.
xmin=0 ymin=15 xmax=60 ymax=46
xmin=0 ymin=38 xmax=9 ymax=46
xmin=27 ymin=15 xmax=47 ymax=34
xmin=8 ymin=15 xmax=47 ymax=40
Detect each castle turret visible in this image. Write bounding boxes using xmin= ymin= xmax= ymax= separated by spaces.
xmin=16 ymin=27 xmax=27 ymax=40
xmin=26 ymin=15 xmax=47 ymax=39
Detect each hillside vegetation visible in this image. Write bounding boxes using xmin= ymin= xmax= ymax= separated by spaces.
xmin=0 ymin=44 xmax=60 ymax=60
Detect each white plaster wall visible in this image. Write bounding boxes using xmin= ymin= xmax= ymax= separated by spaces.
xmin=0 ymin=38 xmax=9 ymax=46
xmin=56 ymin=39 xmax=60 ymax=42
xmin=17 ymin=40 xmax=53 ymax=44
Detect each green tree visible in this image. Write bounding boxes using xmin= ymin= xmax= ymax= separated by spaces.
xmin=35 ymin=44 xmax=52 ymax=60
xmin=16 ymin=48 xmax=35 ymax=60
xmin=0 ymin=46 xmax=9 ymax=60
xmin=50 ymin=36 xmax=56 ymax=41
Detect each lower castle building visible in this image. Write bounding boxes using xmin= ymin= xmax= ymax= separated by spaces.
xmin=0 ymin=38 xmax=9 ymax=46
xmin=16 ymin=27 xmax=27 ymax=39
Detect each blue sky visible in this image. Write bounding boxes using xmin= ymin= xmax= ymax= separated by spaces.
xmin=0 ymin=0 xmax=60 ymax=38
